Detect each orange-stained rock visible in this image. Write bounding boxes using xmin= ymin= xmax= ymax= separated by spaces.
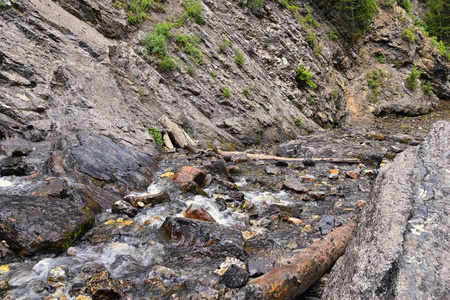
xmin=173 ymin=166 xmax=206 ymax=186
xmin=183 ymin=204 xmax=216 ymax=222
xmin=329 ymin=169 xmax=340 ymax=174
xmin=345 ymin=170 xmax=360 ymax=179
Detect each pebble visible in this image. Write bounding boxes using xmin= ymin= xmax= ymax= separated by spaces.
xmin=345 ymin=170 xmax=360 ymax=179
xmin=287 ymin=217 xmax=304 ymax=225
xmin=0 ymin=265 xmax=10 ymax=275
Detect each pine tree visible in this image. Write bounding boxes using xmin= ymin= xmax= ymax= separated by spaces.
xmin=424 ymin=0 xmax=450 ymax=46
xmin=336 ymin=0 xmax=379 ymax=37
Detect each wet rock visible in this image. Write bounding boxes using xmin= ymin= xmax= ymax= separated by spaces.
xmin=215 ymin=257 xmax=246 ymax=276
xmin=111 ymin=200 xmax=137 ymax=218
xmin=152 ymin=266 xmax=178 ymax=279
xmin=265 ymin=165 xmax=280 ymax=175
xmin=33 ymin=178 xmax=68 ymax=198
xmin=364 ymin=169 xmax=375 ymax=177
xmin=0 ymin=195 xmax=94 ymax=256
xmin=231 ymin=153 xmax=249 ymax=163
xmin=67 ymin=132 xmax=155 ymax=190
xmin=173 ymin=166 xmax=206 ymax=187
xmin=203 ymin=158 xmax=229 ymax=177
xmin=182 ymin=181 xmax=208 ymax=196
xmin=183 ymin=204 xmax=216 ymax=222
xmin=218 ymin=264 xmax=249 ymax=288
xmin=0 ymin=156 xmax=28 ymax=176
xmin=275 ymin=161 xmax=289 ymax=167
xmin=11 ymin=148 xmax=31 ymax=157
xmin=235 ymin=284 xmax=264 ymax=300
xmin=161 ymin=217 xmax=245 ymax=258
xmin=48 ymin=266 xmax=68 ymax=284
xmin=248 ymin=258 xmax=272 ymax=277
xmin=318 ymin=215 xmax=336 ymax=235
xmin=282 ymin=176 xmax=311 ymax=193
xmin=227 ymin=165 xmax=242 ymax=174
xmin=85 ymin=269 xmax=122 ymax=299
xmin=323 ymin=122 xmax=450 ymax=300
xmin=345 ymin=170 xmax=360 ymax=179
xmin=127 ymin=192 xmax=170 ymax=208
xmin=292 ymin=162 xmax=305 ymax=170
xmin=303 ymin=159 xmax=316 ymax=167
xmin=308 ymin=191 xmax=326 ymax=201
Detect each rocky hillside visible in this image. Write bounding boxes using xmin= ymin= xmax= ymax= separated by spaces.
xmin=0 ymin=0 xmax=449 ymax=254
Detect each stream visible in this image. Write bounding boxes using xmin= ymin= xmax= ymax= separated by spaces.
xmin=1 ymin=102 xmax=449 ymax=300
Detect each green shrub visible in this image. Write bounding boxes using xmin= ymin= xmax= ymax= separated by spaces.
xmin=210 ymin=71 xmax=217 ymax=78
xmin=187 ymin=66 xmax=196 ymax=76
xmin=295 ymin=117 xmax=302 ymax=126
xmin=422 ymin=80 xmax=433 ymax=95
xmin=296 ymin=65 xmax=317 ymax=89
xmin=127 ymin=0 xmax=153 ymax=24
xmin=406 ymin=66 xmax=420 ymax=90
xmin=306 ymin=31 xmax=322 ymax=58
xmin=235 ymin=50 xmax=245 ymax=68
xmin=328 ymin=29 xmax=339 ymax=42
xmin=176 ymin=33 xmax=203 ymax=64
xmin=149 ymin=127 xmax=164 ymax=147
xmin=180 ymin=0 xmax=204 ymax=24
xmin=220 ymin=86 xmax=231 ymax=98
xmin=402 ymin=28 xmax=415 ymax=43
xmin=397 ymin=0 xmax=411 ymax=14
xmin=141 ymin=22 xmax=172 ymax=57
xmin=159 ymin=55 xmax=177 ymax=71
xmin=366 ymin=68 xmax=386 ymax=102
xmin=431 ymin=37 xmax=450 ymax=61
xmin=242 ymin=87 xmax=250 ymax=98
xmin=249 ymin=0 xmax=263 ymax=8
xmin=375 ymin=53 xmax=386 ymax=63
xmin=219 ymin=37 xmax=232 ymax=52
xmin=378 ymin=0 xmax=395 ymax=8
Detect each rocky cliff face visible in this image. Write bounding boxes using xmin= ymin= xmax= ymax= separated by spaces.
xmin=0 ymin=0 xmax=449 ymax=256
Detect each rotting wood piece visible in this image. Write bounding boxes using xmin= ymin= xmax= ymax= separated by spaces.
xmin=245 ymin=219 xmax=356 ymax=299
xmin=158 ymin=115 xmax=196 ymax=149
xmin=218 ymin=150 xmax=360 ymax=164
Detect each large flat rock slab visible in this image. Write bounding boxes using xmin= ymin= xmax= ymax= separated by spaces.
xmin=323 ymin=121 xmax=450 ymax=299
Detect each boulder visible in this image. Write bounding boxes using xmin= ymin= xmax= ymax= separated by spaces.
xmin=0 ymin=195 xmax=94 ymax=256
xmin=323 ymin=122 xmax=450 ymax=299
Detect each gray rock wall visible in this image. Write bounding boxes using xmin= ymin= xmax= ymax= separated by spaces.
xmin=323 ymin=121 xmax=450 ymax=299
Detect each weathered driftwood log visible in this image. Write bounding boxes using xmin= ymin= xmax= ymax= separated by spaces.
xmin=158 ymin=115 xmax=196 ymax=148
xmin=245 ymin=219 xmax=356 ymax=299
xmin=218 ymin=150 xmax=360 ymax=164
xmin=162 ymin=132 xmax=174 ymax=150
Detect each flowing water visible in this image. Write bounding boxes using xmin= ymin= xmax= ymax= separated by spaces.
xmin=1 ymin=103 xmax=449 ymax=299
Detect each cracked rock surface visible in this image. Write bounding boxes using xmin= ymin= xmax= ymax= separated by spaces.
xmin=323 ymin=121 xmax=450 ymax=300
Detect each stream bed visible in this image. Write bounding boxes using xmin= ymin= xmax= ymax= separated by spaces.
xmin=1 ymin=102 xmax=449 ymax=300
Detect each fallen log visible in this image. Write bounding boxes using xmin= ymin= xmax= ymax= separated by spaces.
xmin=218 ymin=150 xmax=360 ymax=164
xmin=162 ymin=132 xmax=174 ymax=150
xmin=158 ymin=115 xmax=196 ymax=149
xmin=243 ymin=219 xmax=356 ymax=299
